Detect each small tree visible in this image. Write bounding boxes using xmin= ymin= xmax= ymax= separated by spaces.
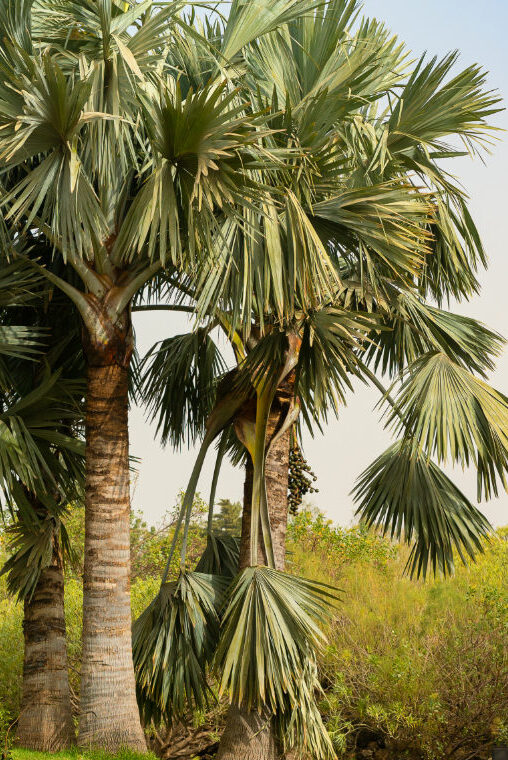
xmin=212 ymin=500 xmax=242 ymax=536
xmin=0 ymin=255 xmax=85 ymax=750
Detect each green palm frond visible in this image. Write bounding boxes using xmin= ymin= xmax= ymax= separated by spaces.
xmin=295 ymin=306 xmax=378 ymax=428
xmin=0 ymin=326 xmax=44 ymax=360
xmin=195 ymin=532 xmax=240 ymax=578
xmin=365 ymin=290 xmax=504 ymax=378
xmin=0 ymin=259 xmax=45 ymax=307
xmin=114 ymin=79 xmax=268 ymax=266
xmin=387 ymin=52 xmax=502 ymax=154
xmin=0 ymin=56 xmax=108 ymax=258
xmin=0 ymin=367 xmax=85 ymax=493
xmin=386 ymin=352 xmax=508 ymax=499
xmin=353 ymin=440 xmax=492 ymax=578
xmin=214 ymin=566 xmax=339 ymax=714
xmin=133 ymin=570 xmax=229 ymax=725
xmin=247 ymin=11 xmax=406 ymax=143
xmin=312 ymin=184 xmax=433 ymax=285
xmin=0 ymin=477 xmax=76 ymax=600
xmin=1 ymin=510 xmax=57 ymax=600
xmin=0 ymin=0 xmax=34 ymax=52
xmin=220 ymin=0 xmax=321 ymax=62
xmin=420 ymin=194 xmax=487 ymax=303
xmin=140 ymin=329 xmax=227 ymax=448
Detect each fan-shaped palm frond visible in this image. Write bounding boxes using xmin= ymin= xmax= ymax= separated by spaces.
xmin=275 ymin=653 xmax=336 ymax=760
xmin=295 ymin=306 xmax=379 ymax=429
xmin=114 ymin=78 xmax=271 ymax=267
xmin=385 ymin=352 xmax=508 ymax=499
xmin=141 ymin=329 xmax=227 ymax=448
xmin=0 ymin=56 xmax=108 ymax=258
xmin=386 ymin=52 xmax=501 ymax=155
xmin=0 ymin=480 xmax=74 ymax=600
xmin=247 ymin=9 xmax=406 ymax=144
xmin=195 ymin=532 xmax=240 ymax=578
xmin=353 ymin=440 xmax=492 ymax=578
xmin=220 ymin=0 xmax=321 ymax=62
xmin=214 ymin=566 xmax=339 ymax=714
xmin=0 ymin=0 xmax=34 ymax=52
xmin=0 ymin=367 xmax=85 ymax=493
xmin=364 ymin=290 xmax=504 ymax=378
xmin=132 ymin=571 xmax=229 ymax=725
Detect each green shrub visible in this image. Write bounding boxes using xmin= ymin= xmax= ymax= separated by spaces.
xmin=294 ymin=524 xmax=508 ymax=760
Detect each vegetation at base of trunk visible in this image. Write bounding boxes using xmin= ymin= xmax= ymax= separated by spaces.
xmin=1 ymin=508 xmax=507 ymax=760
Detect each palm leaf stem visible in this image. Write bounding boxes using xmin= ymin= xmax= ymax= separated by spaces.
xmin=251 ymin=381 xmax=276 ymax=568
xmin=359 ymin=360 xmax=405 ymax=422
xmin=207 ymin=429 xmax=228 ymax=533
xmin=132 ymin=304 xmax=195 ymax=313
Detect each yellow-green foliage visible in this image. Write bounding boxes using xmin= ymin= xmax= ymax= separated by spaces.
xmin=1 ymin=511 xmax=507 ymax=760
xmin=288 ymin=509 xmax=508 ymax=760
xmin=0 ymin=537 xmax=23 ymax=723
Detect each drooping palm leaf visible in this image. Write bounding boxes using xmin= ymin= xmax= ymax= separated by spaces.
xmin=0 ymin=367 xmax=85 ymax=493
xmin=0 ymin=481 xmax=75 ymax=601
xmin=386 ymin=52 xmax=501 ymax=155
xmin=275 ymin=653 xmax=336 ymax=760
xmin=140 ymin=329 xmax=226 ymax=448
xmin=364 ymin=290 xmax=504 ymax=378
xmin=132 ymin=570 xmax=229 ymax=724
xmin=353 ymin=440 xmax=492 ymax=578
xmin=195 ymin=532 xmax=240 ymax=578
xmin=214 ymin=566 xmax=340 ymax=714
xmin=386 ymin=352 xmax=508 ymax=499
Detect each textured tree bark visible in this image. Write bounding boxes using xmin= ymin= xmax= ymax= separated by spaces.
xmin=78 ymin=332 xmax=146 ymax=751
xmin=217 ymin=393 xmax=292 ymax=760
xmin=15 ymin=535 xmax=74 ymax=751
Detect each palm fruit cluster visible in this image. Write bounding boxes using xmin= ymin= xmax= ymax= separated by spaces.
xmin=288 ymin=443 xmax=318 ymax=514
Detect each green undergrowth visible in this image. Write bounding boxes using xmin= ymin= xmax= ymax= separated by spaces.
xmin=11 ymin=749 xmax=157 ymax=760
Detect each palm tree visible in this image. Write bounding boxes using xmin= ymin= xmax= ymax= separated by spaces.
xmin=0 ymin=257 xmax=85 ymax=750
xmin=133 ymin=2 xmax=506 ymax=758
xmin=0 ymin=0 xmax=322 ymax=748
xmin=4 ymin=493 xmax=76 ymax=750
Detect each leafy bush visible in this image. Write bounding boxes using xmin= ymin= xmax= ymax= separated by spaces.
xmin=288 ymin=514 xmax=508 ymax=760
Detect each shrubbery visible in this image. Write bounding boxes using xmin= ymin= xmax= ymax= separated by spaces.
xmin=0 ymin=506 xmax=507 ymax=759
xmin=289 ymin=510 xmax=508 ymax=760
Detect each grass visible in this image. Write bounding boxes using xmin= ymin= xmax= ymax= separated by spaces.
xmin=12 ymin=749 xmax=158 ymax=760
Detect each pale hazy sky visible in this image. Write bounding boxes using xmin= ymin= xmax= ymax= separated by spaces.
xmin=130 ymin=0 xmax=508 ymax=527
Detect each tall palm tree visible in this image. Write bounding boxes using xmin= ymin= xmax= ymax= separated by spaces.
xmin=0 ymin=0 xmax=322 ymax=748
xmin=134 ymin=2 xmax=506 ymax=758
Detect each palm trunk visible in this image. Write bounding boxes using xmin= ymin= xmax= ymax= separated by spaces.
xmin=78 ymin=353 xmax=146 ymax=751
xmin=217 ymin=403 xmax=291 ymax=760
xmin=16 ymin=535 xmax=74 ymax=751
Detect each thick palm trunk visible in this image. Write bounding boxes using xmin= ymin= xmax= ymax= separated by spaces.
xmin=78 ymin=314 xmax=146 ymax=751
xmin=16 ymin=535 xmax=74 ymax=751
xmin=217 ymin=407 xmax=291 ymax=760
